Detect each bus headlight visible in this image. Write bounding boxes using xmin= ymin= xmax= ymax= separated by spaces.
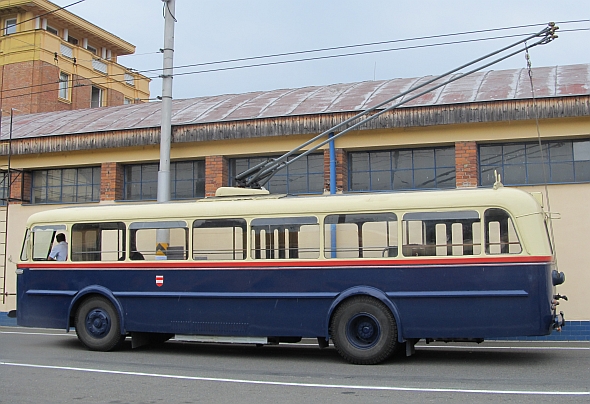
xmin=552 ymin=270 xmax=565 ymax=286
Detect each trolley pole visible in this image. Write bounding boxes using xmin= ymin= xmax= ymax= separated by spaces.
xmin=156 ymin=0 xmax=176 ymax=258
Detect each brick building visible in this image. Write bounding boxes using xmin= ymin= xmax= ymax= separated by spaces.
xmin=0 ymin=0 xmax=150 ymax=114
xmin=0 ymin=63 xmax=589 ymax=339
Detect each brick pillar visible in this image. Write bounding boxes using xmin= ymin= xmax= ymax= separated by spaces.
xmin=71 ymin=75 xmax=92 ymax=110
xmin=8 ymin=171 xmax=31 ymax=204
xmin=101 ymin=162 xmax=124 ymax=201
xmin=324 ymin=148 xmax=348 ymax=193
xmin=455 ymin=141 xmax=478 ymax=188
xmin=205 ymin=155 xmax=228 ymax=197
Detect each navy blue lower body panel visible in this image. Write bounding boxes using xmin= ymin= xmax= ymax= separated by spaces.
xmin=17 ymin=261 xmax=554 ymax=339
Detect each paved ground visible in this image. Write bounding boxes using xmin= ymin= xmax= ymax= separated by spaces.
xmin=1 ymin=326 xmax=589 ymax=404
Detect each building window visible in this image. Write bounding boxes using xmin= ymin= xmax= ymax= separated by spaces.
xmin=46 ymin=25 xmax=58 ymax=36
xmin=86 ymin=45 xmax=97 ymax=55
xmin=124 ymin=161 xmax=205 ymax=201
xmin=124 ymin=97 xmax=133 ymax=105
xmin=349 ymin=147 xmax=455 ymax=191
xmin=31 ymin=167 xmax=101 ymax=204
xmin=67 ymin=35 xmax=78 ymax=45
xmin=4 ymin=18 xmax=16 ymax=35
xmin=0 ymin=171 xmax=7 ymax=206
xmin=479 ymin=139 xmax=590 ymax=186
xmin=229 ymin=154 xmax=324 ymax=194
xmin=58 ymin=72 xmax=69 ymax=100
xmin=91 ymin=86 xmax=103 ymax=108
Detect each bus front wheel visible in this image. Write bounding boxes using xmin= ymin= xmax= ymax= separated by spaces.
xmin=75 ymin=296 xmax=125 ymax=351
xmin=330 ymin=296 xmax=398 ymax=365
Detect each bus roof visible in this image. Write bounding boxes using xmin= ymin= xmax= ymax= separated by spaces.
xmin=25 ymin=187 xmax=542 ymax=227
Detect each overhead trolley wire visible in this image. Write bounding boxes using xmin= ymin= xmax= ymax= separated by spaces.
xmin=23 ymin=20 xmax=586 ymax=89
xmin=235 ymin=23 xmax=560 ymax=188
xmin=0 ymin=21 xmax=585 ymax=102
xmin=167 ymin=30 xmax=569 ymax=78
xmin=131 ymin=20 xmax=590 ymax=75
xmin=7 ymin=0 xmax=87 ymax=31
xmin=0 ymin=0 xmax=89 ymax=50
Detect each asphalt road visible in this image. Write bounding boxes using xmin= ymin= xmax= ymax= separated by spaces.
xmin=1 ymin=326 xmax=588 ymax=404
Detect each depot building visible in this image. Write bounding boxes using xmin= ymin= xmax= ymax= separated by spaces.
xmin=1 ymin=63 xmax=589 ymax=339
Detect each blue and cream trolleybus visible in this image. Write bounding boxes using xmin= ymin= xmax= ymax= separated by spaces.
xmin=16 ymin=184 xmax=566 ymax=364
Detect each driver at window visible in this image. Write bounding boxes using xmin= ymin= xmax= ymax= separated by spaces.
xmin=48 ymin=233 xmax=68 ymax=261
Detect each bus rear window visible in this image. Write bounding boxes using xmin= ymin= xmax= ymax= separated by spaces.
xmin=484 ymin=208 xmax=522 ymax=254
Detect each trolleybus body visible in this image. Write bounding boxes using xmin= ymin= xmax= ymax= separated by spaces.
xmin=16 ymin=186 xmax=565 ymax=364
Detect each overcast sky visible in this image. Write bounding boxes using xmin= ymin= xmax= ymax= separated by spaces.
xmin=53 ymin=0 xmax=589 ymax=100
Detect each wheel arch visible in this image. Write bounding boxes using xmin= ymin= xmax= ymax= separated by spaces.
xmin=67 ymin=285 xmax=125 ymax=335
xmin=325 ymin=286 xmax=404 ymax=343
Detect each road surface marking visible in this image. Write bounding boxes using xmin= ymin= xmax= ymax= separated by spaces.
xmin=1 ymin=361 xmax=588 ymax=396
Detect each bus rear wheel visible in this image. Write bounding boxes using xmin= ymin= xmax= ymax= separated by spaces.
xmin=330 ymin=296 xmax=398 ymax=365
xmin=75 ymin=296 xmax=125 ymax=351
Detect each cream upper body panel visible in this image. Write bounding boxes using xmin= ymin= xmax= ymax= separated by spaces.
xmin=24 ymin=187 xmax=552 ymax=257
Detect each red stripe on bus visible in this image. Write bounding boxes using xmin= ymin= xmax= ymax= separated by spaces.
xmin=18 ymin=255 xmax=554 ymax=270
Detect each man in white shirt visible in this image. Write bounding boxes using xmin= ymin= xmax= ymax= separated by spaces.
xmin=48 ymin=233 xmax=68 ymax=261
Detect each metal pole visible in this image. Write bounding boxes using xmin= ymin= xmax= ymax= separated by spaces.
xmin=158 ymin=0 xmax=175 ymax=204
xmin=156 ymin=0 xmax=175 ymax=259
xmin=329 ymin=133 xmax=337 ymax=258
xmin=2 ymin=109 xmax=12 ymax=303
xmin=329 ymin=133 xmax=336 ymax=195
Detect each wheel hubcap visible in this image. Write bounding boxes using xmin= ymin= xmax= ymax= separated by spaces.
xmin=346 ymin=313 xmax=381 ymax=349
xmin=85 ymin=308 xmax=111 ymax=338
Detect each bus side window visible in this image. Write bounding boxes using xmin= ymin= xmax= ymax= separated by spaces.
xmin=20 ymin=228 xmax=31 ymax=261
xmin=402 ymin=211 xmax=481 ymax=257
xmin=71 ymin=222 xmax=126 ymax=261
xmin=193 ymin=218 xmax=247 ymax=260
xmin=129 ymin=221 xmax=188 ymax=261
xmin=251 ymin=217 xmax=319 ymax=260
xmin=484 ymin=208 xmax=522 ymax=254
xmin=31 ymin=227 xmax=60 ymax=261
xmin=29 ymin=225 xmax=68 ymax=261
xmin=324 ymin=213 xmax=398 ymax=259
xmin=33 ymin=230 xmax=55 ymax=260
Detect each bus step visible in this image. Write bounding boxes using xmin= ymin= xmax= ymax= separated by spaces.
xmin=173 ymin=335 xmax=268 ymax=345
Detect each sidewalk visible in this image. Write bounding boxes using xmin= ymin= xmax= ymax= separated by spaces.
xmin=0 ymin=312 xmax=17 ymax=326
xmin=0 ymin=313 xmax=588 ymax=340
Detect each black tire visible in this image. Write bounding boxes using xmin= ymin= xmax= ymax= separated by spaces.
xmin=330 ymin=296 xmax=398 ymax=365
xmin=75 ymin=296 xmax=126 ymax=351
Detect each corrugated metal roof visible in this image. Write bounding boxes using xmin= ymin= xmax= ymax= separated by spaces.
xmin=2 ymin=63 xmax=589 ymax=140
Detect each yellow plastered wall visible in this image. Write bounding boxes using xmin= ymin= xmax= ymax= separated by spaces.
xmin=518 ymin=184 xmax=590 ymax=320
xmin=1 ymin=117 xmax=589 ymax=319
